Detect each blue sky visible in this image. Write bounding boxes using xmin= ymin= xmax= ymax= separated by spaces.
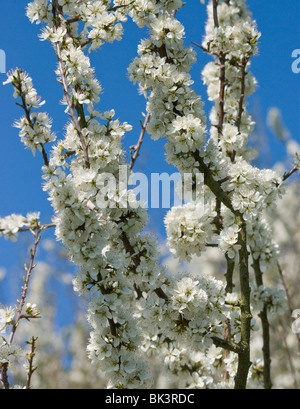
xmin=0 ymin=1 xmax=299 ymax=288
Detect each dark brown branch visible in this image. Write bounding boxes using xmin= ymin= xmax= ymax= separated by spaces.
xmin=225 ymin=254 xmax=235 ymax=294
xmin=217 ymin=51 xmax=226 ymax=138
xmin=211 ymin=336 xmax=245 ymax=354
xmin=212 ymin=0 xmax=219 ymax=28
xmin=252 ymin=255 xmax=272 ymax=389
xmin=193 ymin=151 xmax=237 ymax=215
xmin=235 ymin=58 xmax=249 ymax=132
xmin=234 ymin=221 xmax=252 ymax=389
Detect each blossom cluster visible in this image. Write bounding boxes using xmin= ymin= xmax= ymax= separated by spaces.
xmin=44 ymin=111 xmax=157 ymax=386
xmin=0 ymin=307 xmax=15 ymax=334
xmin=247 ymin=217 xmax=280 ymax=268
xmin=224 ymin=158 xmax=282 ymax=220
xmin=164 ymin=201 xmax=216 ymax=261
xmin=128 ymin=0 xmax=285 ymax=269
xmin=251 ymin=285 xmax=288 ymax=317
xmin=0 ymin=342 xmax=22 ymax=365
xmin=202 ymin=1 xmax=260 ymax=58
xmin=27 ymin=0 xmax=128 ymax=51
xmin=3 ymin=70 xmax=56 ymax=156
xmin=0 ymin=212 xmax=40 ymax=241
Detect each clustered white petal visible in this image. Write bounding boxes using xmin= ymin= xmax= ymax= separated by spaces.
xmin=0 ymin=212 xmax=40 ymax=241
xmin=1 ymin=0 xmax=290 ymax=389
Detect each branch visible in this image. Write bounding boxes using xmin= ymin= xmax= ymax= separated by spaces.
xmin=14 ymin=71 xmax=49 ymax=167
xmin=211 ymin=335 xmax=245 ymax=354
xmin=0 ymin=222 xmax=56 ymax=236
xmin=194 ymin=151 xmax=237 ymax=215
xmin=52 ymin=1 xmax=90 ymax=169
xmin=9 ymin=230 xmax=41 ymax=345
xmin=234 ymin=220 xmax=252 ymax=389
xmin=217 ymin=51 xmax=226 ymax=138
xmin=225 ymin=253 xmax=235 ymax=294
xmin=26 ymin=336 xmax=38 ymax=389
xmin=222 ymin=318 xmax=232 ymax=381
xmin=129 ymin=112 xmax=150 ymax=170
xmin=212 ymin=0 xmax=219 ymax=28
xmin=282 ymin=164 xmax=299 ymax=182
xmin=235 ymin=58 xmax=249 ymax=132
xmin=191 ymin=41 xmax=209 ymax=54
xmin=252 ymin=254 xmax=272 ymax=389
xmin=0 ymin=227 xmax=41 ymax=389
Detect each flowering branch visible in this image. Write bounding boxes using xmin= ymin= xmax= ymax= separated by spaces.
xmin=4 ymin=69 xmax=55 ymax=165
xmin=0 ymin=224 xmax=41 ymax=389
xmin=52 ymin=1 xmax=90 ymax=169
xmin=14 ymin=71 xmax=49 ymax=167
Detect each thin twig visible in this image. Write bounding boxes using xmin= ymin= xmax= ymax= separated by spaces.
xmin=191 ymin=41 xmax=209 ymax=53
xmin=282 ymin=164 xmax=299 ymax=182
xmin=0 ymin=222 xmax=56 ymax=235
xmin=9 ymin=230 xmax=40 ymax=345
xmin=0 ymin=228 xmax=41 ymax=389
xmin=129 ymin=113 xmax=150 ymax=170
xmin=26 ymin=336 xmax=38 ymax=389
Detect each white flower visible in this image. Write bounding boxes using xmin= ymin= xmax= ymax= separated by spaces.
xmin=0 ymin=342 xmax=22 ymax=364
xmin=0 ymin=214 xmax=27 ymax=241
xmin=219 ymin=224 xmax=241 ymax=258
xmin=0 ymin=307 xmax=15 ymax=333
xmin=25 ymin=303 xmax=40 ymax=317
xmin=165 ymin=202 xmax=216 ymax=261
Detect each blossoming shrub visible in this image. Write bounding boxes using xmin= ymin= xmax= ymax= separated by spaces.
xmin=0 ymin=0 xmax=299 ymax=389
